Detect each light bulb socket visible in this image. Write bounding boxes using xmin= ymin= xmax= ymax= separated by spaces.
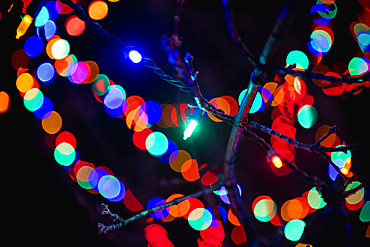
xmin=186 ymin=107 xmax=204 ymax=123
xmin=266 ymin=149 xmax=278 ymax=162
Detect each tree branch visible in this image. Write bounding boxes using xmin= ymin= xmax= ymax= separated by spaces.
xmin=247 ymin=121 xmax=337 ymax=152
xmin=224 ymin=82 xmax=260 ymax=247
xmin=97 ymin=184 xmax=222 ymax=234
xmin=273 ymin=66 xmax=370 ymax=85
xmin=222 ymin=2 xmax=297 ymax=246
xmin=243 ymin=128 xmax=328 ymax=190
xmin=247 ymin=121 xmax=369 ymax=181
xmin=342 ymin=177 xmax=370 ymax=198
xmin=221 ymin=0 xmax=257 ymax=66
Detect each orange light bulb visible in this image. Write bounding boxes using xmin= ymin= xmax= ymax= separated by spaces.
xmin=16 ymin=14 xmax=33 ymax=39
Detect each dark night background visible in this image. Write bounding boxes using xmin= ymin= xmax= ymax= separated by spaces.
xmin=1 ymin=0 xmax=369 ymax=246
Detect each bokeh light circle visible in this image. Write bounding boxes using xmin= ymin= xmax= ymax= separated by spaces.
xmin=284 ymin=219 xmax=306 ymax=241
xmin=307 ymin=187 xmax=327 ymax=209
xmin=51 ymin=39 xmax=70 ymax=59
xmin=11 ymin=49 xmax=30 ymax=70
xmin=188 ymin=208 xmax=213 ymax=231
xmin=24 ymin=36 xmax=44 ymax=57
xmin=98 ymin=175 xmax=126 ymax=201
xmin=104 ymin=85 xmax=126 ymax=109
xmin=147 ymin=197 xmax=170 ymax=219
xmin=34 ymin=6 xmax=49 ymax=27
xmin=42 ymin=111 xmax=62 ymax=134
xmin=88 ymin=0 xmax=108 ymax=20
xmin=16 ymin=73 xmax=35 ymax=93
xmin=65 ymin=15 xmax=85 ymax=36
xmin=297 ymin=105 xmax=318 ymax=129
xmin=24 ymin=88 xmax=43 ymax=111
xmin=286 ymin=50 xmax=309 ymax=70
xmin=145 ymin=132 xmax=169 ymax=157
xmin=54 ymin=142 xmax=76 ymax=166
xmin=0 ymin=91 xmax=10 ymax=113
xmin=37 ymin=62 xmax=56 ymax=85
xmin=33 ymin=96 xmax=53 ymax=119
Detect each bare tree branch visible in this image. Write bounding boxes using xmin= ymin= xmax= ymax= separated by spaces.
xmin=221 ymin=0 xmax=257 ymax=66
xmin=97 ymin=184 xmax=222 ymax=234
xmin=273 ymin=66 xmax=370 ymax=85
xmin=243 ymin=128 xmax=328 ymax=190
xmin=342 ymin=177 xmax=370 ymax=198
xmin=222 ymin=1 xmax=297 ymax=246
xmin=247 ymin=121 xmax=369 ymax=182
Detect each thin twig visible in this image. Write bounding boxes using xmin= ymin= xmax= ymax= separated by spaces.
xmin=247 ymin=121 xmax=368 ymax=181
xmin=221 ymin=0 xmax=257 ymax=66
xmin=342 ymin=177 xmax=370 ymax=198
xmin=247 ymin=122 xmax=339 ymax=152
xmin=183 ymin=53 xmax=236 ymax=124
xmin=97 ymin=184 xmax=222 ymax=234
xmin=243 ymin=128 xmax=328 ymax=190
xmin=223 ymin=1 xmax=297 ymax=246
xmin=320 ymin=152 xmax=352 ymax=182
xmin=273 ymin=66 xmax=370 ymax=85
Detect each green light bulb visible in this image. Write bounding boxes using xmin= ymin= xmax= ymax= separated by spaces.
xmin=183 ymin=119 xmax=198 ymax=140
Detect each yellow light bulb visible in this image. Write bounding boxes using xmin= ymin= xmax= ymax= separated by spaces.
xmin=16 ymin=14 xmax=33 ymax=39
xmin=272 ymin=155 xmax=283 ymax=168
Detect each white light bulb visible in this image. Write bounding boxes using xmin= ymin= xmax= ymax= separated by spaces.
xmin=128 ymin=50 xmax=142 ymax=63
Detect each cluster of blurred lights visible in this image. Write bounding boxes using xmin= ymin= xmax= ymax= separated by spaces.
xmin=140 ymin=188 xmax=260 ymax=245
xmin=17 ymin=2 xmax=228 ymax=223
xmin=345 ymin=181 xmax=366 ymax=211
xmin=156 ymin=103 xmax=191 ymax=128
xmin=308 ymin=1 xmax=337 ymax=58
xmin=22 ymin=0 xmax=216 ymax=189
xmin=144 ymin=224 xmax=174 ymax=247
xmin=306 ymin=1 xmax=370 ymax=96
xmin=313 ymin=124 xmax=353 ymax=180
xmin=13 ymin=1 xmax=370 ymax=245
xmin=241 ymin=49 xmax=321 ymax=176
xmin=11 ymin=0 xmax=140 ymax=203
xmin=252 ymin=195 xmax=279 ymax=225
xmin=144 ymin=195 xmax=230 ymax=245
xmin=350 ymin=22 xmax=370 ymax=54
xmin=206 ymin=95 xmax=238 ymax=122
xmin=251 ymin=187 xmax=327 ymax=242
xmin=15 ymin=66 xmax=127 ymax=201
xmin=311 ymin=63 xmax=370 ymax=96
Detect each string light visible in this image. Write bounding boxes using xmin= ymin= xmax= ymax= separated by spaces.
xmin=268 ymin=150 xmax=284 ymax=168
xmin=16 ymin=14 xmax=33 ymax=39
xmin=9 ymin=0 xmax=370 ymax=244
xmin=126 ymin=47 xmax=142 ymax=63
xmin=183 ymin=107 xmax=203 ymax=140
xmin=271 ymin=155 xmax=283 ymax=168
xmin=16 ymin=0 xmax=48 ymax=39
